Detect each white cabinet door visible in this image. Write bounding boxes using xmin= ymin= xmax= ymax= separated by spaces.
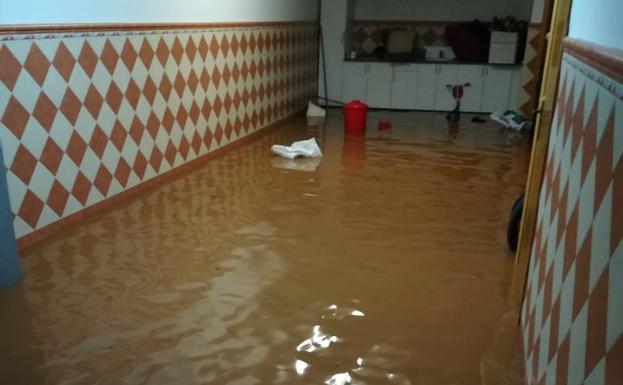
xmin=507 ymin=67 xmax=522 ymax=111
xmin=481 ymin=66 xmax=513 ymax=113
xmin=341 ymin=62 xmax=368 ymax=103
xmin=366 ymin=63 xmax=393 ymax=108
xmin=457 ymin=65 xmax=485 ymax=113
xmin=415 ymin=64 xmax=437 ymax=110
xmin=391 ymin=65 xmax=418 ymax=110
xmin=434 ymin=65 xmax=459 ymax=112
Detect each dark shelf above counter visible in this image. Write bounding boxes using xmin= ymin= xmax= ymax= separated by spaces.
xmin=343 ymin=57 xmax=523 ymax=66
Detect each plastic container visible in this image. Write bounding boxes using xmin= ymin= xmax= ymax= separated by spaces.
xmin=343 ymin=100 xmax=368 ymax=136
xmin=0 ymin=142 xmax=20 ymax=288
xmin=378 ymin=120 xmax=392 ymax=130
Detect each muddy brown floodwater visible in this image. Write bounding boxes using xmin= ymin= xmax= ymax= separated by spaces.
xmin=1 ymin=111 xmax=531 ymax=385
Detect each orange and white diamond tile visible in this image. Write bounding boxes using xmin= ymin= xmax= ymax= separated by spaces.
xmin=0 ymin=24 xmax=318 ymax=240
xmin=521 ymin=43 xmax=623 ymax=385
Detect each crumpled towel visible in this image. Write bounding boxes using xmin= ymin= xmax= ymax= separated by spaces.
xmin=271 ymin=138 xmax=323 ymax=160
xmin=271 ymin=157 xmax=321 ymax=172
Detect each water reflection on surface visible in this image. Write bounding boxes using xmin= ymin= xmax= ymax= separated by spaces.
xmin=1 ymin=111 xmax=530 ymax=385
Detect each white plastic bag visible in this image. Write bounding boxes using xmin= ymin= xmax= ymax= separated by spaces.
xmin=271 ymin=138 xmax=323 ymax=160
xmin=271 ymin=157 xmax=321 ymax=172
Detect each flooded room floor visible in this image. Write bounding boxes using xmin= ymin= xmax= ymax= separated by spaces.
xmin=1 ymin=111 xmax=531 ymax=385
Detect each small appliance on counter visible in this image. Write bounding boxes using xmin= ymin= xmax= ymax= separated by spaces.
xmin=424 ymin=46 xmax=456 ymax=62
xmin=386 ymin=30 xmax=417 ymax=61
xmin=488 ymin=16 xmax=528 ymax=64
xmin=489 ymin=31 xmax=519 ymax=64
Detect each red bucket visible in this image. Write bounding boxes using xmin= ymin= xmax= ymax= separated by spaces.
xmin=343 ymin=100 xmax=368 ymax=135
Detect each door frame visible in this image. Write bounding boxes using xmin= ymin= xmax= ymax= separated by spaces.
xmin=510 ymin=0 xmax=573 ymax=317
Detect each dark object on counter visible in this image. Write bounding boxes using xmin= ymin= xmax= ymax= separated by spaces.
xmin=507 ymin=193 xmax=525 ymax=251
xmin=471 ymin=116 xmax=487 ymax=123
xmin=413 ymin=48 xmax=427 ymax=61
xmin=373 ymin=45 xmax=386 ymax=60
xmin=492 ymin=16 xmax=526 ymax=32
xmin=445 ymin=21 xmax=490 ymax=62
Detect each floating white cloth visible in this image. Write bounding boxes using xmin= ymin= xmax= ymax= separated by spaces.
xmin=271 ymin=138 xmax=323 ymax=160
xmin=271 ymin=157 xmax=321 ymax=172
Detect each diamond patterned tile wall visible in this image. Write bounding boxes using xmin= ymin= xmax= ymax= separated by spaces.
xmin=520 ymin=44 xmax=623 ymax=385
xmin=518 ymin=26 xmax=546 ymax=116
xmin=0 ymin=24 xmax=318 ymax=240
xmin=352 ymin=21 xmax=449 ymax=54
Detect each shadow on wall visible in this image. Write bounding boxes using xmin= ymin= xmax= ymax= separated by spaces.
xmin=0 ymin=142 xmax=20 ymax=288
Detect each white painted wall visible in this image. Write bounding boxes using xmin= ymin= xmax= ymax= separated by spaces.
xmin=529 ymin=0 xmax=545 ymax=23
xmin=569 ymin=0 xmax=623 ymax=51
xmin=354 ymin=0 xmax=533 ymax=21
xmin=318 ymin=0 xmax=348 ymax=105
xmin=0 ymin=0 xmax=318 ymax=24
